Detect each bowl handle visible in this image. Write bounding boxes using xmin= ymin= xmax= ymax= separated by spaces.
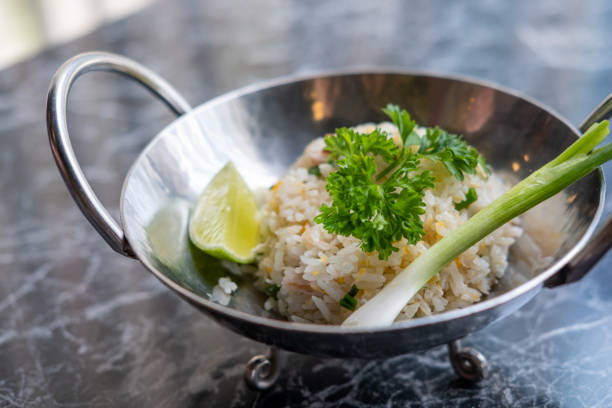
xmin=579 ymin=91 xmax=612 ymax=132
xmin=545 ymin=92 xmax=612 ymax=287
xmin=46 ymin=52 xmax=192 ymax=258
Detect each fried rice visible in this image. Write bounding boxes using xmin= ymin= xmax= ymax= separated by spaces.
xmin=253 ymin=122 xmax=525 ymax=324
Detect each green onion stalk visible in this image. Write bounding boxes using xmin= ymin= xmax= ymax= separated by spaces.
xmin=342 ymin=121 xmax=611 ymax=327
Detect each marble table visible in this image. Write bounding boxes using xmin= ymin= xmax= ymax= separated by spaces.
xmin=1 ymin=1 xmax=611 ymax=406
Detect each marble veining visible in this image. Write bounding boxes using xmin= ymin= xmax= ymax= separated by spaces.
xmin=1 ymin=0 xmax=612 ymax=406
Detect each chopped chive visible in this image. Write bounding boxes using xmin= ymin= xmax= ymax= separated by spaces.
xmin=339 ymin=285 xmax=360 ymax=310
xmin=265 ymin=284 xmax=281 ymax=299
xmin=340 ymin=296 xmax=358 ymax=311
xmin=308 ymin=165 xmax=321 ymax=177
xmin=454 ymin=188 xmax=478 ymax=210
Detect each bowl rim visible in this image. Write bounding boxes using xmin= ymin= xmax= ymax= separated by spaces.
xmin=119 ymin=68 xmax=606 ymax=335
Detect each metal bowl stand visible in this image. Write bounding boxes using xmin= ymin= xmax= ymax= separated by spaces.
xmin=243 ymin=341 xmax=486 ymax=391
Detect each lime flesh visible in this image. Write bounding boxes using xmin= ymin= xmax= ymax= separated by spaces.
xmin=189 ymin=162 xmax=259 ymax=263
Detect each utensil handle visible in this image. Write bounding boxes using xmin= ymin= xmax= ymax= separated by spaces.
xmin=46 ymin=51 xmax=192 ymax=257
xmin=545 ymin=92 xmax=612 ymax=287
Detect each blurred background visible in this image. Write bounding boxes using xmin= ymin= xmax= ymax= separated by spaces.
xmin=2 ymin=0 xmax=611 ymax=125
xmin=0 ymin=0 xmax=153 ymax=68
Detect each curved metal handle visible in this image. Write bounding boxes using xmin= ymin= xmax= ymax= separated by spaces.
xmin=46 ymin=51 xmax=192 ymax=257
xmin=545 ymin=91 xmax=612 ymax=287
xmin=579 ymin=92 xmax=612 ymax=132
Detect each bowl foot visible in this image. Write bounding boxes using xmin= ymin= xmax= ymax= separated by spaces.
xmin=448 ymin=339 xmax=488 ymax=381
xmin=244 ymin=348 xmax=284 ymax=391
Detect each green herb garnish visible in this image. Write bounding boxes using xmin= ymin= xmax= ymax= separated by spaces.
xmin=343 ymin=120 xmax=611 ymax=327
xmin=308 ymin=165 xmax=321 ymax=177
xmin=339 ymin=285 xmax=359 ymax=311
xmin=454 ymin=187 xmax=478 ymax=210
xmin=418 ymin=126 xmax=490 ymax=180
xmin=314 ymin=126 xmax=434 ymax=260
xmin=265 ymin=283 xmax=281 ymax=299
xmin=314 ymin=104 xmax=485 ymax=260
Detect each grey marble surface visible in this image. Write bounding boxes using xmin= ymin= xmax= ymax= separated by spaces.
xmin=1 ymin=1 xmax=612 ymax=406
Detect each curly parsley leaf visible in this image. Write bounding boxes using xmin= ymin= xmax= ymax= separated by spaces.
xmin=325 ymin=127 xmax=398 ymax=162
xmin=383 ymin=105 xmax=490 ymax=180
xmin=315 ymin=130 xmax=434 ymax=260
xmin=382 ymin=104 xmax=420 ymax=148
xmin=417 ymin=127 xmax=489 ymax=180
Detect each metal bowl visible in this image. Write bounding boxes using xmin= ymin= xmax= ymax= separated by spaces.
xmin=47 ymin=52 xmax=612 ymax=387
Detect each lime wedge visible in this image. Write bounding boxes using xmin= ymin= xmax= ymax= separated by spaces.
xmin=189 ymin=162 xmax=259 ymax=263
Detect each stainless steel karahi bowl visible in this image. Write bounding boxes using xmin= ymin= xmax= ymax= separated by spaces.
xmin=47 ymin=52 xmax=612 ymax=388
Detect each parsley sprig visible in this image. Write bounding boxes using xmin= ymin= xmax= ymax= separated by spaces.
xmin=314 ymin=104 xmax=487 ymax=260
xmin=314 ymin=127 xmax=434 ymax=260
